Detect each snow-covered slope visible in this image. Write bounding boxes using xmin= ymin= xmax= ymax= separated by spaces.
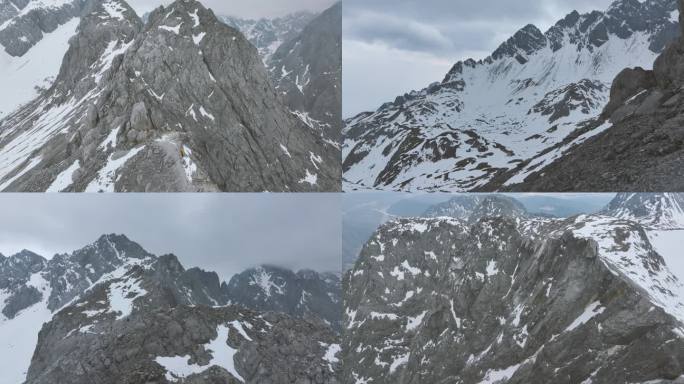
xmin=604 ymin=192 xmax=684 ymax=229
xmin=0 ymin=0 xmax=83 ymax=118
xmin=343 ymin=0 xmax=680 ymax=192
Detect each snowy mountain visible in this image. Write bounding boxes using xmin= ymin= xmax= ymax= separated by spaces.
xmin=0 ymin=0 xmax=84 ymax=118
xmin=225 ymin=265 xmax=342 ymax=331
xmin=0 ymin=0 xmax=341 ymax=192
xmin=343 ymin=0 xmax=680 ymax=192
xmin=424 ymin=194 xmax=529 ymax=221
xmin=0 ymin=234 xmax=341 ymax=383
xmin=343 ymin=198 xmax=684 ymax=383
xmin=219 ymin=11 xmax=315 ymax=64
xmin=506 ymin=0 xmax=684 ymax=191
xmin=604 ymin=193 xmax=684 ymax=229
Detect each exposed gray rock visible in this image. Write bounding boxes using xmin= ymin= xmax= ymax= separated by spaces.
xmin=225 ymin=265 xmax=342 ymax=331
xmin=269 ymin=2 xmax=342 ymax=144
xmin=0 ymin=0 xmax=341 ymax=192
xmin=343 ymin=213 xmax=684 ymax=383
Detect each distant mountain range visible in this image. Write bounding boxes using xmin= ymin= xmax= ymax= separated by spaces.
xmin=0 ymin=234 xmax=341 ymax=383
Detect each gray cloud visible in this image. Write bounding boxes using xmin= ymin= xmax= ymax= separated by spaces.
xmin=343 ymin=0 xmax=616 ymax=116
xmin=127 ymin=0 xmax=336 ymax=19
xmin=0 ymin=194 xmax=341 ymax=280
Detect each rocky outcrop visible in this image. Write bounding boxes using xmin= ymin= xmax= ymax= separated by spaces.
xmin=225 ymin=265 xmax=342 ymax=331
xmin=270 ymin=2 xmax=342 ymax=143
xmin=343 ymin=213 xmax=684 ymax=383
xmin=503 ymin=0 xmax=684 ymax=191
xmin=0 ymin=0 xmax=341 ymax=192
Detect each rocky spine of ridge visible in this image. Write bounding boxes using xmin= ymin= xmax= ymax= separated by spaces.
xmin=502 ymin=0 xmax=684 ymax=192
xmin=343 ymin=213 xmax=684 ymax=383
xmin=0 ymin=0 xmax=341 ymax=192
xmin=269 ymin=1 xmax=342 ymax=143
xmin=225 ymin=265 xmax=342 ymax=331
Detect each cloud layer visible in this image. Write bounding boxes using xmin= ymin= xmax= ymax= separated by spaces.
xmin=127 ymin=0 xmax=336 ymax=19
xmin=0 ymin=194 xmax=341 ymax=280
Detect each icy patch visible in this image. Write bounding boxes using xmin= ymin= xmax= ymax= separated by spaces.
xmin=159 ymin=24 xmax=182 ymax=35
xmin=102 ymin=0 xmax=126 ymax=19
xmin=248 ymin=267 xmax=285 ymax=297
xmin=299 ymin=169 xmax=318 ymax=186
xmin=229 ymin=320 xmax=252 ymax=341
xmin=564 ymin=301 xmax=605 ymax=332
xmin=189 ymin=9 xmax=200 ymax=28
xmin=98 ymin=126 xmax=120 ymax=150
xmin=279 ymin=144 xmax=292 ymax=158
xmin=46 ymin=159 xmax=80 ymax=192
xmin=389 ymin=352 xmax=409 ymax=374
xmin=193 ymin=32 xmax=206 ymax=45
xmin=93 ymin=39 xmax=134 ymax=83
xmin=155 ymin=325 xmax=243 ymax=382
xmin=198 ymin=106 xmax=215 ymax=121
xmin=406 ymin=311 xmax=427 ymax=331
xmin=85 ymin=146 xmax=145 ymax=192
xmin=107 ymin=277 xmax=146 ymax=319
xmin=320 ymin=342 xmax=341 ymax=372
xmin=181 ymin=145 xmax=196 ymax=182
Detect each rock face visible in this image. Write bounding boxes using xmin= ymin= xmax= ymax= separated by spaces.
xmin=343 ymin=198 xmax=684 ymax=383
xmin=225 ymin=265 xmax=342 ymax=331
xmin=0 ymin=0 xmax=341 ymax=192
xmin=220 ymin=11 xmax=315 ymax=63
xmin=506 ymin=0 xmax=684 ymax=192
xmin=342 ymin=0 xmax=680 ymax=192
xmin=270 ymin=2 xmax=342 ymax=144
xmin=0 ymin=234 xmax=341 ymax=383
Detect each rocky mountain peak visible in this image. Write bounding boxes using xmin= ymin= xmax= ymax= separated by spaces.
xmin=603 ymin=193 xmax=684 ymax=229
xmin=491 ymin=24 xmax=547 ymax=64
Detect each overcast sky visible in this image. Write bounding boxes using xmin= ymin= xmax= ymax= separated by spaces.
xmin=0 ymin=194 xmax=341 ymax=280
xmin=344 ymin=0 xmax=616 ymax=117
xmin=127 ymin=0 xmax=336 ymax=19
